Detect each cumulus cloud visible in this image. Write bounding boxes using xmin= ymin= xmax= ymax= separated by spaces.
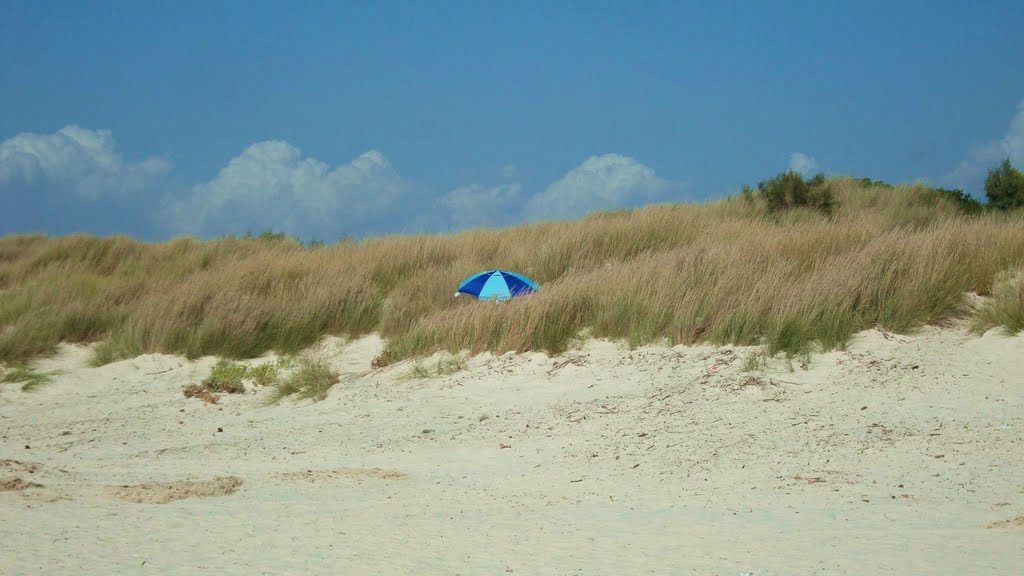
xmin=167 ymin=141 xmax=408 ymax=239
xmin=0 ymin=125 xmax=688 ymax=238
xmin=788 ymin=152 xmax=819 ymax=177
xmin=523 ymin=154 xmax=671 ymax=221
xmin=0 ymin=125 xmax=171 ymax=199
xmin=440 ymin=183 xmax=523 ymax=229
xmin=946 ymin=98 xmax=1024 ymax=190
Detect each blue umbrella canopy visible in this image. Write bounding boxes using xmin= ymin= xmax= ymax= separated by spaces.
xmin=456 ymin=270 xmax=539 ymax=301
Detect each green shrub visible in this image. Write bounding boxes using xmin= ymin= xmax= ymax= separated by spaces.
xmin=740 ymin=184 xmax=755 ymax=203
xmin=247 ymin=360 xmax=287 ymax=386
xmin=857 ymin=177 xmax=893 ymax=188
xmin=934 ymin=187 xmax=984 ymax=214
xmin=985 ymin=159 xmax=1024 ymax=211
xmin=756 ymin=171 xmax=834 ymax=214
xmin=202 ymin=360 xmax=250 ymax=393
xmin=199 ymin=358 xmax=285 ymax=392
xmin=268 ymin=356 xmax=340 ymax=402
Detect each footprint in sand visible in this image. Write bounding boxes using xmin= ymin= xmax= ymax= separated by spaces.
xmin=1 ymin=459 xmax=43 ymax=474
xmin=1 ymin=477 xmax=44 ymax=491
xmin=107 ymin=475 xmax=244 ymax=504
xmin=1 ymin=459 xmax=76 ymax=501
xmin=1 ymin=459 xmax=45 ymax=492
xmin=987 ymin=514 xmax=1024 ymax=529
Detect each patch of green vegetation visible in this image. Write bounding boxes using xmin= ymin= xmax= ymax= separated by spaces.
xmin=241 ymin=230 xmax=304 ymax=244
xmin=90 ymin=341 xmax=125 ymax=367
xmin=766 ymin=317 xmax=814 ymax=358
xmin=1 ymin=366 xmax=55 ymax=392
xmin=711 ymin=312 xmax=764 ymax=347
xmin=267 ymin=356 xmax=340 ymax=403
xmin=813 ymin=308 xmax=856 ymax=351
xmin=0 ymin=319 xmax=62 ymax=365
xmin=741 ymin=349 xmax=768 ymax=372
xmin=202 ymin=358 xmax=290 ymax=393
xmin=740 ymin=345 xmax=811 ymax=373
xmin=934 ymin=187 xmax=985 ymax=214
xmin=89 ymin=329 xmax=146 ymax=367
xmin=405 ymin=354 xmax=467 ymax=380
xmin=755 ymin=171 xmax=834 ymax=215
xmin=247 ymin=362 xmax=279 ymax=386
xmin=203 ymin=359 xmax=249 ymax=393
xmin=408 ymin=363 xmax=432 ymax=379
xmin=856 ymin=177 xmax=893 ymax=188
xmin=972 ymin=271 xmax=1024 ymax=335
xmin=985 ymin=158 xmax=1024 ymax=211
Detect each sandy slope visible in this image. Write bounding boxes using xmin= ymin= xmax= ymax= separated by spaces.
xmin=1 ymin=324 xmax=1022 ymax=575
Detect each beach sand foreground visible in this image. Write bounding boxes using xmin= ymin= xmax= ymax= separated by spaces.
xmin=1 ymin=324 xmax=1022 ymax=575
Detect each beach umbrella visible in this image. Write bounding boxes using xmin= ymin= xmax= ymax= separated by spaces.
xmin=455 ymin=269 xmax=539 ymax=301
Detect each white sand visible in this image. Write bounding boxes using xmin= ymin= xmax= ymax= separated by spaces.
xmin=1 ymin=324 xmax=1022 ymax=575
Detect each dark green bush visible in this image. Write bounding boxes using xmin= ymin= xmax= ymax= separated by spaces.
xmin=934 ymin=187 xmax=984 ymax=214
xmin=756 ymin=171 xmax=834 ymax=214
xmin=857 ymin=177 xmax=893 ymax=188
xmin=985 ymin=159 xmax=1024 ymax=211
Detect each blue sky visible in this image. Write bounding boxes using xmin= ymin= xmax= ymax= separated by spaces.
xmin=2 ymin=1 xmax=1023 ymax=240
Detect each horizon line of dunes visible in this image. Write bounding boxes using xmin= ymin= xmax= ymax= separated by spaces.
xmin=1 ymin=175 xmax=1022 ymax=368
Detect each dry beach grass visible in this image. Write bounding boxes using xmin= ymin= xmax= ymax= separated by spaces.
xmin=1 ymin=177 xmax=1021 ymax=369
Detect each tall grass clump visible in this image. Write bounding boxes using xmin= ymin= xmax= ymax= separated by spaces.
xmin=1 ymin=176 xmax=1022 ymax=366
xmin=971 ymin=270 xmax=1024 ymax=335
xmin=404 ymin=353 xmax=467 ymax=380
xmin=268 ymin=356 xmax=340 ymax=402
xmin=1 ymin=366 xmax=55 ymax=392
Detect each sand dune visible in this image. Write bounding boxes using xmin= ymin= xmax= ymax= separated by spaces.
xmin=1 ymin=324 xmax=1022 ymax=575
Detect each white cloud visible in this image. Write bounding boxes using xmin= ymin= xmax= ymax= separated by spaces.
xmin=0 ymin=125 xmax=171 ymax=199
xmin=524 ymin=154 xmax=671 ymax=221
xmin=946 ymin=98 xmax=1024 ymax=189
xmin=788 ymin=152 xmax=819 ymax=177
xmin=441 ymin=183 xmax=522 ymax=229
xmin=0 ymin=126 xmax=690 ymax=237
xmin=168 ymin=141 xmax=406 ymax=239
